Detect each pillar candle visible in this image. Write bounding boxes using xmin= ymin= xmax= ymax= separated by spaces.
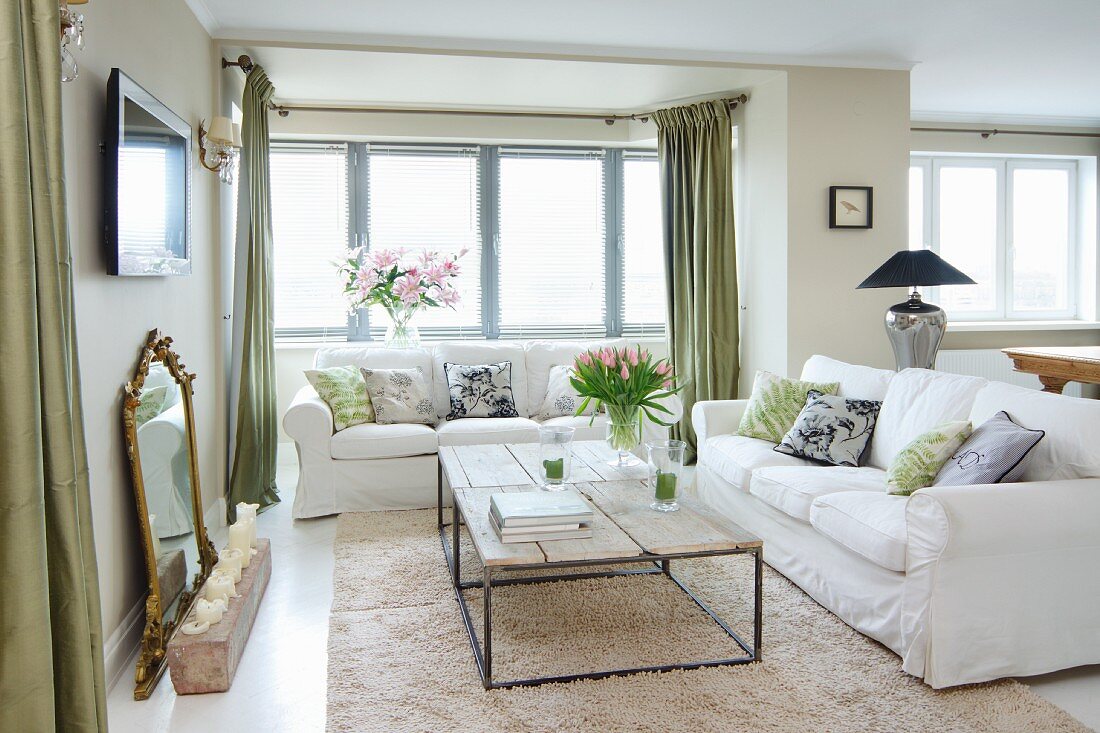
xmin=228 ymin=521 xmax=251 ymax=567
xmin=211 ymin=569 xmax=239 ymax=598
xmin=204 ymin=573 xmax=235 ymax=603
xmin=216 ymin=549 xmax=243 ymax=582
xmin=236 ymin=503 xmax=259 ymax=548
xmin=194 ymin=598 xmax=225 ymax=625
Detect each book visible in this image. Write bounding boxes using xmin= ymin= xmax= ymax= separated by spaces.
xmin=489 ymin=511 xmax=593 ymax=543
xmin=497 ymin=522 xmax=583 ymax=534
xmin=489 ymin=490 xmax=593 ymax=528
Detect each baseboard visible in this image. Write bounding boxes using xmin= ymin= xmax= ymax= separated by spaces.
xmin=104 ymin=595 xmax=146 ymax=693
xmin=205 ymin=496 xmax=227 ymax=530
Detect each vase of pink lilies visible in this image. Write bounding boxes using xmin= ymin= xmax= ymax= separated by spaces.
xmin=337 ymin=247 xmax=467 ymax=347
xmin=571 ymin=346 xmax=681 ymax=467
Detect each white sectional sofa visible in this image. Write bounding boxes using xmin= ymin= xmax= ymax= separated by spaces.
xmin=284 ymin=340 xmax=681 ymax=519
xmin=693 ymin=355 xmax=1100 ymax=688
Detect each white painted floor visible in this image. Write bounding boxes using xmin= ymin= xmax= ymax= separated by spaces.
xmin=107 ymin=449 xmax=1100 ymax=732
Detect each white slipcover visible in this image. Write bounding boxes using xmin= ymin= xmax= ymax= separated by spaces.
xmin=750 ymin=466 xmax=887 ymax=523
xmin=800 ymin=354 xmax=895 ymax=401
xmin=810 ymin=491 xmax=908 ymax=572
xmin=697 ymin=434 xmax=814 ymax=494
xmin=523 ymin=339 xmax=626 ymax=414
xmin=435 ymin=417 xmax=541 ymax=446
xmin=432 ymin=342 xmax=529 ymax=418
xmin=329 ymin=423 xmax=437 ymax=460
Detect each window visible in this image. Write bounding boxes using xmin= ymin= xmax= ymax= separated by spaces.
xmin=269 ymin=142 xmax=667 ymax=340
xmin=910 ymin=155 xmax=1077 ymax=320
xmin=270 ymin=144 xmax=350 ymax=338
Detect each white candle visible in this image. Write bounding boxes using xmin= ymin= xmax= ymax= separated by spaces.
xmin=211 ymin=569 xmax=239 ymax=598
xmin=194 ymin=598 xmax=225 ymax=625
xmin=236 ymin=503 xmax=259 ymax=548
xmin=205 ymin=573 xmax=235 ymax=603
xmin=228 ymin=521 xmax=251 ymax=567
xmin=180 ymin=620 xmax=209 ymax=636
xmin=149 ymin=514 xmax=162 ymax=560
xmin=216 ymin=549 xmax=243 ymax=582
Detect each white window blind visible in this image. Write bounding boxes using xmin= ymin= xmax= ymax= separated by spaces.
xmin=622 ymin=154 xmax=666 ymax=335
xmin=270 ymin=143 xmax=350 ymax=339
xmin=365 ymin=146 xmax=482 ymax=337
xmin=497 ymin=150 xmax=606 ymax=337
xmin=118 ymin=143 xmax=169 ymax=259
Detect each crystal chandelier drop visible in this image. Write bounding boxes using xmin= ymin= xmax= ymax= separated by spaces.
xmin=59 ymin=0 xmax=87 ymax=82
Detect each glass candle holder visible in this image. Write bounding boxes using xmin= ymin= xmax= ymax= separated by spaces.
xmin=538 ymin=425 xmax=575 ymax=490
xmin=647 ymin=439 xmax=686 ymax=512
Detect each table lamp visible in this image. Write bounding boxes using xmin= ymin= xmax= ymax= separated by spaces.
xmin=857 ymin=250 xmax=976 ymax=370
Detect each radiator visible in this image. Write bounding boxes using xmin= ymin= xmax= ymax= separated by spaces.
xmin=935 ymin=349 xmax=1083 ymax=398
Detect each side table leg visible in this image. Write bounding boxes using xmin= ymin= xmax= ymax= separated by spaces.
xmin=661 ymin=559 xmax=671 ymax=575
xmin=754 ymin=547 xmax=763 ymax=662
xmin=452 ymin=497 xmax=461 ymax=588
xmin=483 ymin=567 xmax=492 ymax=688
xmin=437 ymin=459 xmax=444 ymax=528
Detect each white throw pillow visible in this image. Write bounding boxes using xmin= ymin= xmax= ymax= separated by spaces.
xmin=359 ymin=367 xmax=436 ymax=425
xmin=537 ymin=365 xmax=597 ymax=419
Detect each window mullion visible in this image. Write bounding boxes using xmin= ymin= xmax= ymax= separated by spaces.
xmin=604 ymin=148 xmax=623 ymax=337
xmin=480 ymin=146 xmax=500 ymax=339
xmin=998 ymin=159 xmax=1009 ymax=319
xmin=349 ymin=142 xmax=371 ymax=340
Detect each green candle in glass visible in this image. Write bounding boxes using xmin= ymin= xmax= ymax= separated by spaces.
xmin=542 ymin=458 xmax=564 ymax=480
xmin=654 ymin=470 xmax=677 ymax=501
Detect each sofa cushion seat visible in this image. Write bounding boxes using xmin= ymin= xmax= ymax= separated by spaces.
xmin=750 ymin=465 xmax=888 ymax=522
xmin=329 ymin=422 xmax=438 ymax=460
xmin=435 ymin=417 xmax=541 ymax=447
xmin=809 ymin=491 xmax=908 ymax=572
xmin=537 ymin=414 xmax=609 ymax=441
xmin=699 ymin=435 xmax=815 ymax=493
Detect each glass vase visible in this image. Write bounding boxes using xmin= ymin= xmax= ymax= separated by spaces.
xmin=383 ymin=304 xmax=420 ymax=348
xmin=647 ymin=439 xmax=686 ymax=512
xmin=605 ymin=404 xmax=642 ymax=467
xmin=538 ymin=425 xmax=575 ymax=490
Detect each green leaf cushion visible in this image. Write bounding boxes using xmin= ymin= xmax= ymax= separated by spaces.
xmin=135 ymin=385 xmax=170 ymax=428
xmin=305 ymin=366 xmax=375 ymax=432
xmin=737 ymin=371 xmax=840 ymax=444
xmin=887 ymin=420 xmax=972 ymax=496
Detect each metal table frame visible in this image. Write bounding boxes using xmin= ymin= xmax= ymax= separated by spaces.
xmin=437 ymin=467 xmax=763 ymax=690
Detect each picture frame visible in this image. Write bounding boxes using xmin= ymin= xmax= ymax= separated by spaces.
xmin=829 ymin=186 xmax=873 ymax=229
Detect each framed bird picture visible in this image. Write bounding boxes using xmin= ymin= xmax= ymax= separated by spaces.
xmin=829 ymin=186 xmax=873 ymax=229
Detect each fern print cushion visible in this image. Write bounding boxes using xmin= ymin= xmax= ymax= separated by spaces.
xmin=305 ymin=366 xmax=375 ymax=432
xmin=774 ymin=391 xmax=881 ymax=467
xmin=135 ymin=385 xmax=170 ymax=428
xmin=737 ymin=370 xmax=840 ymax=444
xmin=887 ymin=420 xmax=972 ymax=495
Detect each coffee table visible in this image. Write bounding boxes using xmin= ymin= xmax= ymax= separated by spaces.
xmin=437 ymin=441 xmax=763 ymax=689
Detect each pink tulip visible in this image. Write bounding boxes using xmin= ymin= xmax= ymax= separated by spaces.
xmin=578 ymin=352 xmax=592 ymax=366
xmin=626 ymin=347 xmax=639 ymax=366
xmin=663 ymin=379 xmax=673 ymax=389
xmin=639 ymin=348 xmax=650 ymax=361
xmin=601 ymin=352 xmax=617 ymax=368
xmin=620 ymin=365 xmax=630 ymax=380
xmin=655 ymin=362 xmax=670 ymax=376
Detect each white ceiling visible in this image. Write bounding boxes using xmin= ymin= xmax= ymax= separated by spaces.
xmin=190 ymin=0 xmax=1100 ymax=122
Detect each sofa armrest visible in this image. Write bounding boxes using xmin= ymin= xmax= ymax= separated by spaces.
xmin=901 ymin=479 xmax=1100 ymax=687
xmin=691 ymin=399 xmax=748 ymax=445
xmin=283 ymin=385 xmax=334 ymax=449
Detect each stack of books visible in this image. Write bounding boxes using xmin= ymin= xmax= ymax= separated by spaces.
xmin=489 ymin=490 xmax=594 ymax=543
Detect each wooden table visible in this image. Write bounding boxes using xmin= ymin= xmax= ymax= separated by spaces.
xmin=437 ymin=442 xmax=763 ymax=689
xmin=1002 ymin=346 xmax=1100 ymax=394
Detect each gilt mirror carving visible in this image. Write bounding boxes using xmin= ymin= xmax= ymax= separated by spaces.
xmin=123 ymin=329 xmax=216 ymax=699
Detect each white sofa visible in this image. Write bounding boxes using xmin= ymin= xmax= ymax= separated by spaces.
xmin=693 ymin=355 xmax=1100 ymax=688
xmin=284 ymin=340 xmax=682 ymax=519
xmin=137 ymin=366 xmax=193 ymax=538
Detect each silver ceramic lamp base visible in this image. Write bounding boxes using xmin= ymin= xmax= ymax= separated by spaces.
xmin=884 ymin=289 xmax=946 ymax=371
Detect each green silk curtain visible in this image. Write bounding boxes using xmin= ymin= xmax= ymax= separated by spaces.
xmin=652 ymin=100 xmax=739 ymax=460
xmin=228 ymin=66 xmax=280 ymax=519
xmin=0 ymin=0 xmax=107 ymax=729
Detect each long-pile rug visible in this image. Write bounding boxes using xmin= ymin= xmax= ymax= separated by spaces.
xmin=327 ymin=509 xmax=1089 ymax=733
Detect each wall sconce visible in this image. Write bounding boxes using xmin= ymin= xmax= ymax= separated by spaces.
xmin=60 ymin=0 xmax=88 ymax=82
xmin=198 ymin=116 xmax=242 ymax=185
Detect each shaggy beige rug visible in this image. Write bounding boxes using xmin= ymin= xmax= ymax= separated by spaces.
xmin=327 ymin=509 xmax=1089 ymax=733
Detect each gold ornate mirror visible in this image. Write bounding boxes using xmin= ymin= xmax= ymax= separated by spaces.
xmin=123 ymin=329 xmax=216 ymax=699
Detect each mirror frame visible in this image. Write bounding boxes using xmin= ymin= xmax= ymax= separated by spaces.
xmin=123 ymin=329 xmax=216 ymax=699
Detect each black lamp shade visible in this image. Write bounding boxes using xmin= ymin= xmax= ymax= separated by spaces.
xmin=857 ymin=250 xmax=977 ymax=289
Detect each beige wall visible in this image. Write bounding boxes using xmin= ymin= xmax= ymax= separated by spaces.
xmin=61 ymin=0 xmax=221 ymax=682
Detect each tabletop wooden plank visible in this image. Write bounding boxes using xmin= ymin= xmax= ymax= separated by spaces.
xmin=448 ymin=443 xmax=536 ymax=489
xmin=438 ymin=446 xmax=471 ymax=489
xmin=504 ymin=442 xmax=604 ymax=485
xmin=571 ymin=441 xmax=650 ymax=482
xmin=535 ymin=489 xmax=643 ymax=563
xmin=453 ymin=486 xmax=545 ymax=567
xmin=583 ymin=481 xmax=761 ymax=555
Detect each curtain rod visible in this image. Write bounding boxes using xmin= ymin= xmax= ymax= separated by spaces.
xmin=220 ymin=55 xmax=747 ymax=124
xmin=911 ymin=126 xmax=1100 ymax=140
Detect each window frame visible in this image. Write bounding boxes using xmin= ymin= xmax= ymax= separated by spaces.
xmin=270 ymin=139 xmax=662 ymax=341
xmin=911 ymin=154 xmax=1078 ymax=322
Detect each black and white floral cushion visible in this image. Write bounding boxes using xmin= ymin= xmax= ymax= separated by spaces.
xmin=537 ymin=364 xmax=597 ymax=419
xmin=444 ymin=361 xmax=520 ymax=421
xmin=359 ymin=367 xmax=436 ymax=425
xmin=774 ymin=390 xmax=881 ymax=467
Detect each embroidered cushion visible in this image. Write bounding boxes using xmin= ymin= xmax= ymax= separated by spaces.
xmin=536 ymin=365 xmax=597 ymax=419
xmin=443 ymin=362 xmax=520 ymax=421
xmin=737 ymin=370 xmax=840 ymax=443
xmin=934 ymin=411 xmax=1045 ymax=486
xmin=305 ymin=365 xmax=374 ymax=432
xmin=774 ymin=391 xmax=881 ymax=467
xmin=359 ymin=367 xmax=436 ymax=425
xmin=886 ymin=420 xmax=972 ymax=496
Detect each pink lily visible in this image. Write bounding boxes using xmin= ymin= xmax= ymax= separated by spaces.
xmin=437 ymin=287 xmax=461 ymax=308
xmin=371 ymin=249 xmax=400 ymax=270
xmin=392 ymin=275 xmax=427 ymax=305
xmin=457 ymin=247 xmax=470 ymax=258
xmin=423 ymin=263 xmax=449 ymax=287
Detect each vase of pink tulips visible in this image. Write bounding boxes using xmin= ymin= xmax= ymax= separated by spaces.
xmin=570 ymin=346 xmax=681 ymax=467
xmin=337 ymin=247 xmax=467 ymax=347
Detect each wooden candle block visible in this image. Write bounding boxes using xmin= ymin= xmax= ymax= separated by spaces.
xmin=167 ymin=538 xmax=272 ymax=694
